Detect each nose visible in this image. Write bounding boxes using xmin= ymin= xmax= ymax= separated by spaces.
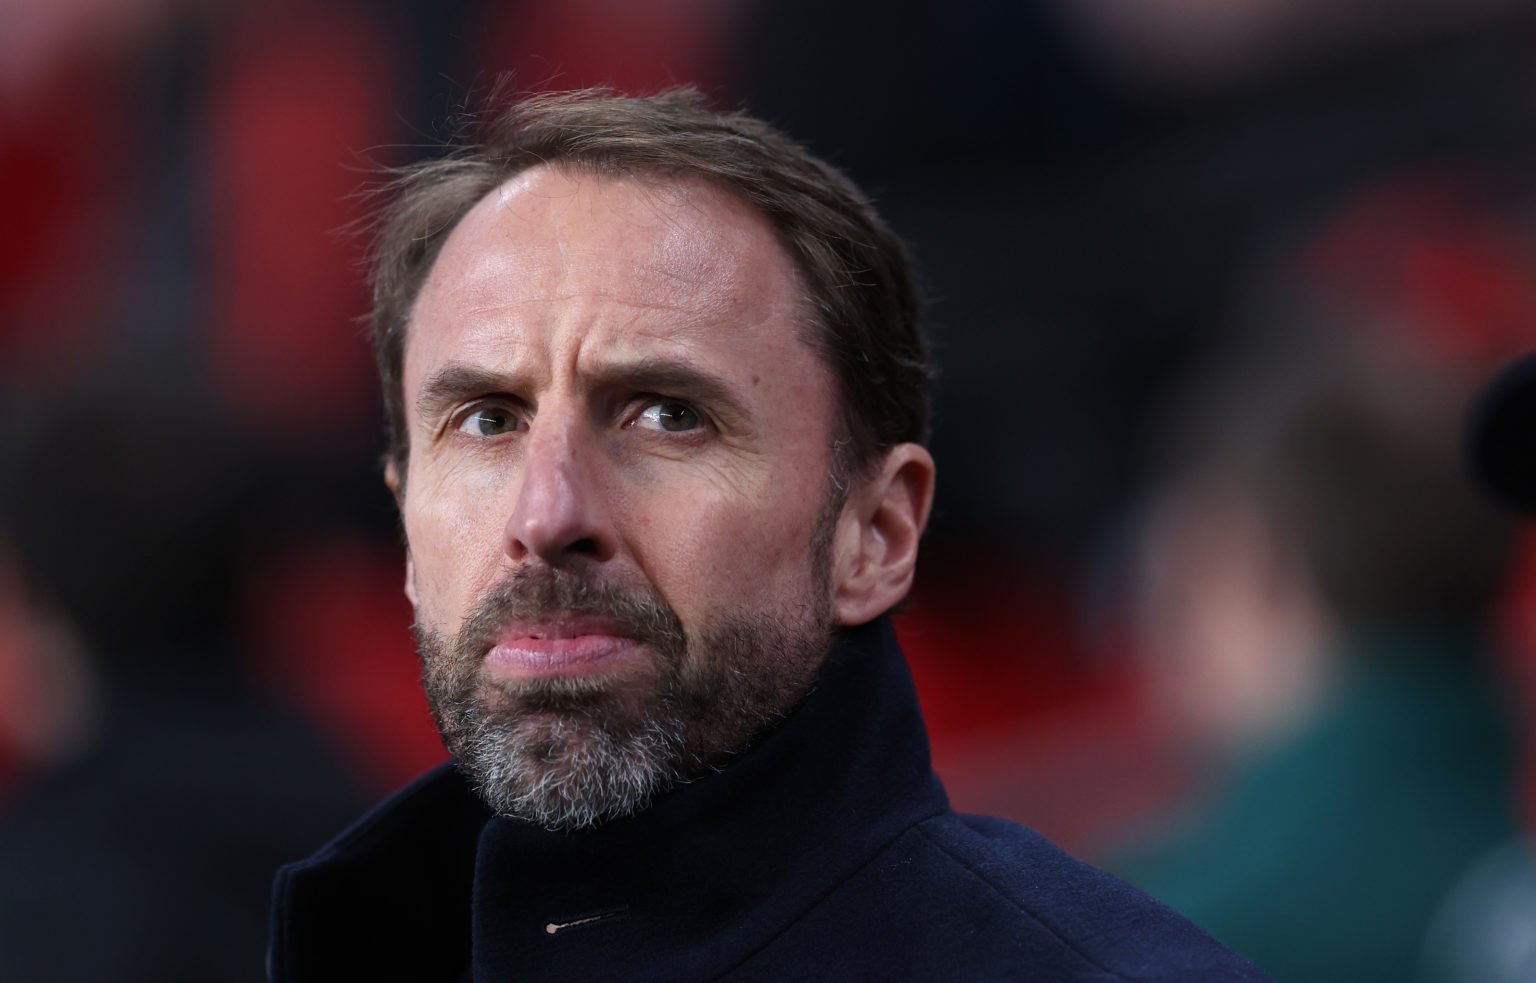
xmin=503 ymin=414 xmax=618 ymax=566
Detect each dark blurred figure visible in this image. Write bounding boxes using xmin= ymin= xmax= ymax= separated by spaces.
xmin=0 ymin=372 xmax=369 ymax=983
xmin=1113 ymin=329 xmax=1522 ymax=982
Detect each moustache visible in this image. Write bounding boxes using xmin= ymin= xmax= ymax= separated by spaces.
xmin=455 ymin=566 xmax=687 ymax=662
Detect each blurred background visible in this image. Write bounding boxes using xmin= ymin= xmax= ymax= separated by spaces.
xmin=3 ymin=0 xmax=1536 ymax=979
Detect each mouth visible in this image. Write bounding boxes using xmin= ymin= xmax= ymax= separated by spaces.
xmin=482 ymin=615 xmax=647 ymax=681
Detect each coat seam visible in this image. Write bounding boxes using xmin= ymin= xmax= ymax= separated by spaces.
xmin=911 ymin=822 xmax=1143 ymax=983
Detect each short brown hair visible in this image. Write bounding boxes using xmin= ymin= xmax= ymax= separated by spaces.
xmin=1157 ymin=333 xmax=1513 ymax=626
xmin=367 ymin=87 xmax=931 ymax=489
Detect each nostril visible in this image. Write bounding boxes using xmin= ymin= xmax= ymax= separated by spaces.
xmin=568 ymin=537 xmax=602 ymax=557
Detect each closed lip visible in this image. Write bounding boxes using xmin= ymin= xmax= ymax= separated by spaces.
xmin=492 ymin=615 xmax=635 ymax=644
xmin=484 ymin=615 xmax=644 ymax=679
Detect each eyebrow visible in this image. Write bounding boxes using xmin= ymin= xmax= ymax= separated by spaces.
xmin=606 ymin=357 xmax=749 ymax=424
xmin=413 ymin=356 xmax=752 ymax=429
xmin=415 ymin=364 xmax=523 ymax=428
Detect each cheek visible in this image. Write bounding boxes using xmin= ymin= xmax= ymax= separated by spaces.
xmin=402 ymin=469 xmax=509 ymax=628
xmin=631 ymin=480 xmax=826 ymax=615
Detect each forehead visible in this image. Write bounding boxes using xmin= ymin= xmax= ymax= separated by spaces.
xmin=406 ymin=166 xmax=810 ymax=370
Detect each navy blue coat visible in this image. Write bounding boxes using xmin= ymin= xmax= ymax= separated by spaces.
xmin=269 ymin=618 xmax=1267 ymax=981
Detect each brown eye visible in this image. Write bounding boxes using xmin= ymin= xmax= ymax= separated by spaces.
xmin=458 ymin=406 xmax=521 ymax=437
xmin=635 ymin=401 xmax=701 ymax=433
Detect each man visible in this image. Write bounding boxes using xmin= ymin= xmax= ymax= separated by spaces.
xmin=269 ymin=88 xmax=1265 ymax=981
xmin=1120 ymin=333 xmax=1518 ymax=982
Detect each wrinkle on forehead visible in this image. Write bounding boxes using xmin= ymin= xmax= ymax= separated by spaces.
xmin=414 ymin=166 xmax=797 ymax=354
xmin=403 ymin=163 xmax=824 ymax=416
xmin=478 ymin=167 xmax=751 ymax=287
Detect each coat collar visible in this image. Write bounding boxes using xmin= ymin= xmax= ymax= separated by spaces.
xmin=270 ymin=617 xmax=948 ymax=981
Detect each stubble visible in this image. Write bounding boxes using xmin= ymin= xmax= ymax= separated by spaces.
xmin=414 ymin=558 xmax=834 ymax=830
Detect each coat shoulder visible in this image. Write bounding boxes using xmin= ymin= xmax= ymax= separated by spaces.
xmin=895 ymin=812 xmax=1271 ymax=981
xmin=731 ymin=810 xmax=1271 ymax=976
xmin=731 ymin=811 xmax=1267 ymax=982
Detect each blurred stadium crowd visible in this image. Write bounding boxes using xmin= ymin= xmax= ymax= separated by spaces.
xmin=3 ymin=0 xmax=1536 ymax=980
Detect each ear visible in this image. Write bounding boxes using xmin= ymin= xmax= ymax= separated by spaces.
xmin=403 ymin=551 xmax=419 ymax=609
xmin=384 ymin=458 xmax=419 ymax=608
xmin=383 ymin=457 xmax=404 ymax=504
xmin=831 ymin=443 xmax=935 ymax=627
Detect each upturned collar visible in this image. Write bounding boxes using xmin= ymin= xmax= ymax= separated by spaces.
xmin=269 ymin=616 xmax=948 ymax=982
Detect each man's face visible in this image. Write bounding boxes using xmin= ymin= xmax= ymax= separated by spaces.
xmin=398 ymin=167 xmax=845 ymax=828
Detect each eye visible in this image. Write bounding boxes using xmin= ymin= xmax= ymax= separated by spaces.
xmin=456 ymin=405 xmax=523 ymax=437
xmin=632 ymin=400 xmax=702 ymax=433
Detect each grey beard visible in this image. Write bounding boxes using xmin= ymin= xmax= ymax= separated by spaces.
xmin=446 ymin=682 xmax=691 ymax=830
xmin=414 ymin=567 xmax=833 ymax=831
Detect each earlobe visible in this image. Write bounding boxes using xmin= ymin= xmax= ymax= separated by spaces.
xmin=386 ymin=460 xmax=417 ymax=608
xmin=384 ymin=458 xmax=403 ymax=503
xmin=831 ymin=443 xmax=935 ymax=627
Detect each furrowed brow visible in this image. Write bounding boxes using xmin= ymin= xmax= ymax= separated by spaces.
xmin=414 ymin=364 xmax=519 ymax=426
xmin=413 ymin=357 xmax=752 ymax=428
xmin=598 ymin=357 xmax=749 ymax=423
